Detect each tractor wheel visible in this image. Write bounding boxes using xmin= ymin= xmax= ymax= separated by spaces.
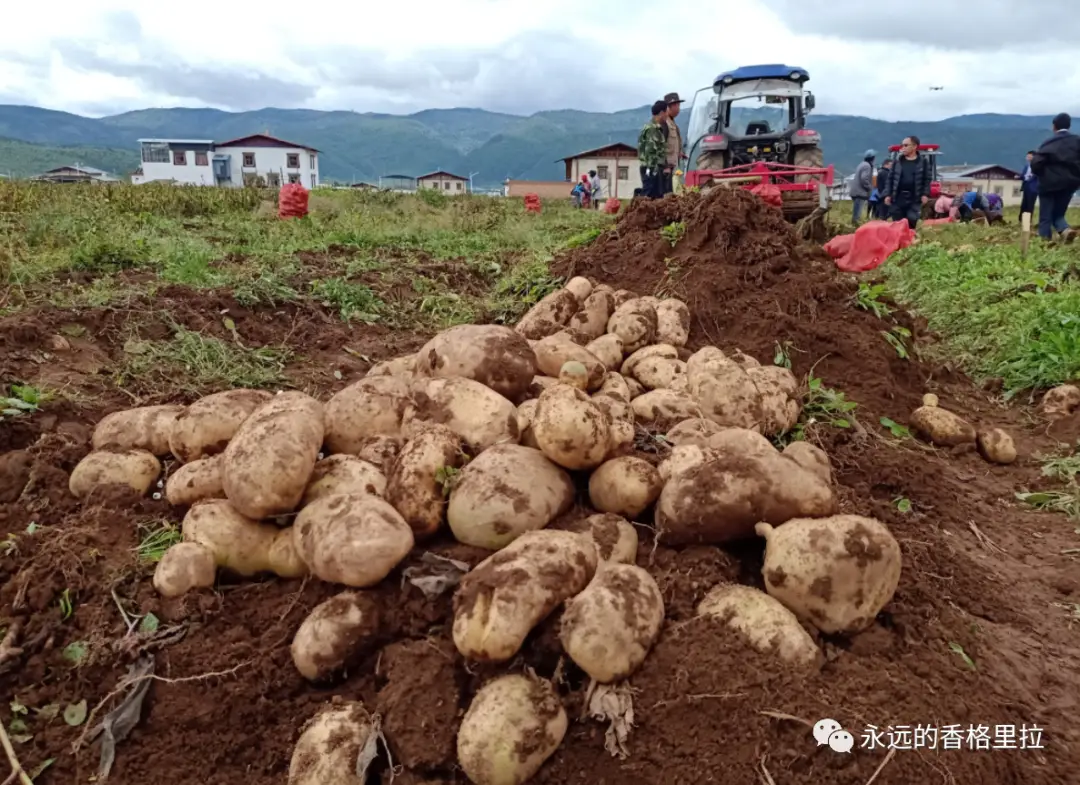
xmin=695 ymin=152 xmax=726 ymax=172
xmin=793 ymin=145 xmax=824 ymax=183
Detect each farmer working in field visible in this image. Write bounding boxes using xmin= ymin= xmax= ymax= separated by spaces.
xmin=637 ymin=100 xmax=669 ymax=199
xmin=884 ymin=136 xmax=932 ymax=229
xmin=850 ymin=149 xmax=875 ymax=225
xmin=1031 ymin=112 xmax=1080 ymax=243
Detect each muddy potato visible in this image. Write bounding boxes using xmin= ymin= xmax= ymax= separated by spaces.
xmin=303 ymin=455 xmax=387 ymax=507
xmin=625 ymin=377 xmax=645 ymax=399
xmin=585 ymin=334 xmax=625 ymax=370
xmin=707 ymin=427 xmax=778 ymax=459
xmin=558 ymin=360 xmax=590 ymax=391
xmin=457 ymin=674 xmax=567 ymax=785
xmin=403 ymin=377 xmax=518 ymax=454
xmin=515 ymin=288 xmax=580 ymax=340
xmin=447 ymin=444 xmax=575 ymax=549
xmin=387 ymin=425 xmax=467 ymax=539
xmin=605 ymin=419 xmax=635 ymax=460
xmin=633 ymin=355 xmax=688 ymax=393
xmin=525 ymin=375 xmax=560 ymax=399
xmin=69 ymin=449 xmax=161 ymax=499
xmin=687 ymin=347 xmax=764 ymax=430
xmin=93 ymin=404 xmax=186 ymax=456
xmin=697 ymin=584 xmax=819 ymax=668
xmin=165 ymin=454 xmax=225 ymax=506
xmin=568 ymin=513 xmax=638 ymax=563
xmin=291 ymin=591 xmax=381 ymax=681
xmin=665 ymin=418 xmax=728 ymax=447
xmin=730 ymin=349 xmax=761 ymax=369
xmin=606 ymin=302 xmax=657 ymax=354
xmin=169 ymin=390 xmax=272 ymax=463
xmin=612 ymin=289 xmax=637 ymax=308
xmin=565 ymin=276 xmax=593 ymax=302
xmin=596 ymin=372 xmax=632 ymax=404
xmin=182 ymin=499 xmax=307 ymax=578
xmin=294 ymin=493 xmax=415 ymax=587
xmin=589 ymin=456 xmax=663 ymax=519
xmin=223 ymin=391 xmax=325 ymax=519
xmin=631 ymin=389 xmax=704 ymax=430
xmin=532 ymin=333 xmax=606 ymax=392
xmin=977 ymin=428 xmax=1017 ymax=465
xmin=532 ymin=384 xmax=611 ymax=470
xmin=152 ymin=542 xmax=217 ymax=598
xmin=289 ymin=702 xmax=375 ymax=785
xmin=909 ymin=405 xmax=976 ymax=447
xmin=569 ymin=290 xmax=615 ymax=340
xmin=621 ymin=344 xmax=679 ymax=380
xmin=655 ymin=298 xmax=690 ymax=347
xmin=747 ymin=365 xmax=801 ymax=435
xmin=1041 ymin=384 xmax=1080 ymax=420
xmin=658 ymin=444 xmax=716 ymax=483
xmin=413 ymin=325 xmax=537 ymax=401
xmin=516 ymin=399 xmax=540 ymax=448
xmin=560 ymin=563 xmax=664 ymax=682
xmin=366 ymin=352 xmax=416 ymax=378
xmin=782 ymin=441 xmax=833 ymax=484
xmin=453 ymin=530 xmax=598 ymax=661
xmin=325 ymin=376 xmax=410 ymax=455
xmin=356 ymin=436 xmax=402 ymax=472
xmin=758 ymin=515 xmax=902 ymax=634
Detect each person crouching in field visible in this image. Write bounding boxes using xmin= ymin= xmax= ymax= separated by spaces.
xmin=884 ymin=136 xmax=932 ymax=229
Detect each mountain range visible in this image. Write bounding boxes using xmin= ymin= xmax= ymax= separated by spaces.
xmin=0 ymin=104 xmax=1058 ymax=186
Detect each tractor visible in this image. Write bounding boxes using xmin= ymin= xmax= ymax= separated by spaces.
xmin=684 ymin=64 xmax=833 ymax=224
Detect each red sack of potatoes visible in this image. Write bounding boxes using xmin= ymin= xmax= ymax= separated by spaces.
xmin=603 ymin=198 xmax=621 ymax=214
xmin=279 ymin=183 xmax=309 ymax=219
xmin=524 ymin=193 xmax=542 ymax=214
xmin=749 ymin=183 xmax=783 ymax=208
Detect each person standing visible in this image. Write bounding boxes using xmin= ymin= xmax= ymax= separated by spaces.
xmin=1019 ymin=150 xmax=1038 ymax=221
xmin=874 ymin=159 xmax=893 ymax=218
xmin=588 ymin=169 xmax=602 ymax=208
xmin=662 ymin=92 xmax=686 ymax=196
xmin=850 ymin=149 xmax=875 ymax=225
xmin=1030 ymin=113 xmax=1080 ymax=242
xmin=884 ymin=136 xmax=932 ymax=229
xmin=637 ymin=101 xmax=669 ymax=199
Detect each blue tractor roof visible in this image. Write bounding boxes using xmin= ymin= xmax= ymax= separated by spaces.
xmin=714 ymin=64 xmax=809 ymax=85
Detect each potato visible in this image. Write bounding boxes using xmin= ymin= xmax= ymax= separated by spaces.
xmin=655 ymin=298 xmax=690 ymax=347
xmin=568 ymin=513 xmax=638 ymax=563
xmin=565 ymin=276 xmax=593 ymax=302
xmin=303 ymin=455 xmax=386 ymax=507
xmin=596 ymin=372 xmax=632 ymax=404
xmin=658 ymin=444 xmax=715 ymax=483
xmin=457 ymin=674 xmax=567 ymax=785
xmin=165 ymin=454 xmax=224 ymax=506
xmin=782 ymin=441 xmax=833 ymax=484
xmin=289 ymin=702 xmax=375 ymax=785
xmin=356 ymin=435 xmax=402 ymax=472
xmin=592 ymin=282 xmax=614 ymax=295
xmin=386 ymin=425 xmax=467 ymax=539
xmin=638 ymin=295 xmax=661 ymax=308
xmin=447 ymin=444 xmax=575 ymax=549
xmin=181 ymin=499 xmax=307 ymax=578
xmin=757 ymin=515 xmax=902 ymax=634
xmin=631 ymin=389 xmax=704 ymax=430
xmin=93 ymin=404 xmax=186 ymax=456
xmin=294 ymin=493 xmax=414 ymax=587
xmin=223 ymin=391 xmax=325 ymax=519
xmin=515 ymin=288 xmax=580 ymax=340
xmin=366 ymin=352 xmax=415 ymax=378
xmin=665 ymin=418 xmax=727 ymax=447
xmin=532 ymin=384 xmax=611 ymax=470
xmin=612 ymin=289 xmax=637 ymax=308
xmin=453 ymin=530 xmax=597 ymax=660
xmin=291 ymin=591 xmax=380 ymax=681
xmin=1041 ymin=384 xmax=1080 ymax=420
xmin=169 ymin=390 xmax=272 ymax=462
xmin=909 ymin=405 xmax=976 ymax=447
xmin=621 ymin=344 xmax=678 ymax=380
xmin=747 ymin=365 xmax=800 ymax=435
xmin=730 ymin=349 xmax=761 ymax=369
xmin=708 ymin=427 xmax=778 ymax=459
xmin=560 ymin=563 xmax=663 ymax=682
xmin=625 ymin=377 xmax=645 ymax=399
xmin=588 ymin=456 xmax=663 ymax=518
xmin=697 ymin=584 xmax=819 ymax=668
xmin=687 ymin=347 xmax=764 ymax=430
xmin=605 ymin=419 xmax=635 ymax=460
xmin=558 ymin=360 xmax=590 ymax=391
xmin=516 ymin=399 xmax=540 ymax=448
xmin=69 ymin=449 xmax=161 ymax=499
xmin=403 ymin=377 xmax=518 ymax=454
xmin=413 ymin=324 xmax=537 ymax=401
xmin=632 ymin=355 xmax=688 ymax=393
xmin=525 ymin=375 xmax=560 ymax=399
xmin=606 ymin=300 xmax=657 ymax=353
xmin=568 ymin=290 xmax=615 ymax=340
xmin=152 ymin=542 xmax=216 ymax=598
xmin=977 ymin=428 xmax=1017 ymax=465
xmin=559 ymin=326 xmax=592 ymax=346
xmin=532 ymin=333 xmax=606 ymax=391
xmin=325 ymin=376 xmax=410 ymax=455
xmin=585 ymin=334 xmax=625 ymax=370
xmin=922 ymin=392 xmax=940 ymax=408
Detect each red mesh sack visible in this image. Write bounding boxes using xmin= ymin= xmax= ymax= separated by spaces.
xmin=823 ymin=233 xmax=855 ymax=259
xmin=279 ymin=183 xmax=309 ymax=219
xmin=749 ymin=183 xmax=783 ymax=208
xmin=833 ymin=220 xmax=915 ymax=273
xmin=603 ymin=198 xmax=621 ymax=214
xmin=524 ymin=193 xmax=542 ymax=214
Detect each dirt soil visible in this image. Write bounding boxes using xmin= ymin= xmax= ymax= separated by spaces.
xmin=3 ymin=190 xmax=1080 ymax=785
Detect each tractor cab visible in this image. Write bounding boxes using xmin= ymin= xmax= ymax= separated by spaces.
xmin=887 ymin=143 xmax=942 ymax=197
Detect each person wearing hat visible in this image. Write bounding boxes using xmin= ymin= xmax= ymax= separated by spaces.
xmin=637 ymin=100 xmax=669 ymax=199
xmin=850 ymin=149 xmax=876 ymax=225
xmin=1030 ymin=112 xmax=1080 ymax=242
xmin=662 ymin=92 xmax=686 ymax=196
xmin=588 ymin=169 xmax=602 ymax=207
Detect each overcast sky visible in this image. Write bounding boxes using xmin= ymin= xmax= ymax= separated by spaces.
xmin=2 ymin=0 xmax=1076 ymax=120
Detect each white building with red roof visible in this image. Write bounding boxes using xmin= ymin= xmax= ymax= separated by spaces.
xmin=131 ymin=133 xmax=319 ymax=188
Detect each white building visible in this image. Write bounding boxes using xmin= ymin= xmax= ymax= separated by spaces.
xmin=132 ymin=134 xmax=320 ymax=188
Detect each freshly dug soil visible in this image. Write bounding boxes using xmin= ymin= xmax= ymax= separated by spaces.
xmin=2 ymin=192 xmax=1079 ymax=785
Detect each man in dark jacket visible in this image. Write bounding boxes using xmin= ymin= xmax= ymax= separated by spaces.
xmin=850 ymin=150 xmax=875 ymax=225
xmin=1031 ymin=113 xmax=1080 ymax=242
xmin=884 ymin=136 xmax=932 ymax=229
xmin=1019 ymin=150 xmax=1038 ymax=220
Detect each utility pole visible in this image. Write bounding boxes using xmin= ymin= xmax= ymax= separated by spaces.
xmin=468 ymin=171 xmax=479 ymax=193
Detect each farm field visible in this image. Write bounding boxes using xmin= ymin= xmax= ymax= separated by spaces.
xmin=1 ymin=182 xmax=1079 ymax=785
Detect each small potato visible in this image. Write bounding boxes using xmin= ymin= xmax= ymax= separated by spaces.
xmin=181 ymin=499 xmax=307 ymax=578
xmin=413 ymin=324 xmax=537 ymax=401
xmin=69 ymin=449 xmax=161 ymax=499
xmin=303 ymin=455 xmax=386 ymax=507
xmin=922 ymin=392 xmax=940 ymax=408
xmin=565 ymin=276 xmax=593 ymax=302
xmin=453 ymin=530 xmax=597 ymax=661
xmin=93 ymin=404 xmax=186 ymax=456
xmin=294 ymin=493 xmax=415 ymax=587
xmin=447 ymin=444 xmax=575 ymax=549
xmin=782 ymin=441 xmax=833 ymax=485
xmin=1041 ymin=384 xmax=1080 ymax=420
xmin=560 ymin=563 xmax=664 ymax=682
xmin=687 ymin=347 xmax=764 ymax=430
xmin=515 ymin=288 xmax=580 ymax=340
xmin=910 ymin=405 xmax=976 ymax=447
xmin=152 ymin=542 xmax=217 ymax=598
xmin=586 ymin=334 xmax=625 ymax=370
xmin=655 ymin=299 xmax=690 ymax=347
xmin=165 ymin=454 xmax=225 ymax=506
xmin=758 ymin=515 xmax=902 ymax=634
xmin=588 ymin=456 xmax=663 ymax=519
xmin=356 ymin=435 xmax=402 ymax=472
xmin=289 ymin=702 xmax=375 ymax=785
xmin=404 ymin=377 xmax=518 ymax=454
xmin=291 ymin=591 xmax=380 ymax=681
xmin=612 ymin=289 xmax=637 ymax=308
xmin=325 ymin=376 xmax=410 ymax=455
xmin=386 ymin=425 xmax=467 ymax=539
xmin=366 ymin=352 xmax=416 ymax=378
xmin=697 ymin=584 xmax=819 ymax=668
xmin=558 ymin=361 xmax=590 ymax=391
xmin=223 ymin=391 xmax=325 ymax=519
xmin=457 ymin=675 xmax=567 ymax=785
xmin=567 ymin=513 xmax=638 ymax=563
xmin=631 ymin=389 xmax=704 ymax=430
xmin=532 ymin=384 xmax=611 ymax=470
xmin=747 ymin=365 xmax=801 ymax=436
xmin=516 ymin=399 xmax=540 ymax=448
xmin=532 ymin=333 xmax=606 ymax=392
xmin=665 ymin=418 xmax=728 ymax=447
xmin=977 ymin=428 xmax=1017 ymax=465
xmin=169 ymin=390 xmax=272 ymax=463
xmin=569 ymin=290 xmax=615 ymax=340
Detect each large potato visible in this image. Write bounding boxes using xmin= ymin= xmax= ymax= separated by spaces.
xmin=447 ymin=444 xmax=574 ymax=549
xmin=532 ymin=384 xmax=611 ymax=470
xmin=515 ymin=288 xmax=580 ymax=340
xmin=565 ymin=276 xmax=593 ymax=301
xmin=665 ymin=418 xmax=728 ymax=447
xmin=747 ymin=365 xmax=800 ymax=435
xmin=560 ymin=563 xmax=664 ymax=682
xmin=606 ymin=299 xmax=657 ymax=353
xmin=165 ymin=454 xmax=225 ymax=506
xmin=294 ymin=493 xmax=414 ymax=587
xmin=658 ymin=444 xmax=716 ymax=483
xmin=152 ymin=542 xmax=217 ymax=598
xmin=93 ymin=404 xmax=186 ymax=456
xmin=325 ymin=376 xmax=410 ymax=455
xmin=453 ymin=530 xmax=597 ymax=661
xmin=567 ymin=513 xmax=638 ymax=563
xmin=169 ymin=390 xmax=272 ymax=462
xmin=222 ymin=391 xmax=325 ymax=519
xmin=687 ymin=347 xmax=764 ymax=430
xmin=585 ymin=334 xmax=625 ymax=370
xmin=403 ymin=377 xmax=518 ymax=454
xmin=588 ymin=456 xmax=663 ymax=519
xmin=457 ymin=674 xmax=567 ymax=785
xmin=697 ymin=584 xmax=820 ymax=668
xmin=386 ymin=424 xmax=467 ymax=539
xmin=758 ymin=515 xmax=902 ymax=634
xmin=612 ymin=289 xmax=637 ymax=307
xmin=69 ymin=449 xmax=161 ymax=499
xmin=525 ymin=375 xmax=560 ymax=400
xmin=181 ymin=499 xmax=307 ymax=578
xmin=655 ymin=299 xmax=690 ymax=347
xmin=413 ymin=324 xmax=537 ymax=401
xmin=1041 ymin=384 xmax=1080 ymax=420
xmin=568 ymin=289 xmax=615 ymax=340
xmin=782 ymin=441 xmax=833 ymax=484
xmin=621 ymin=344 xmax=678 ymax=380
xmin=910 ymin=404 xmax=976 ymax=447
xmin=633 ymin=355 xmax=688 ymax=393
xmin=289 ymin=702 xmax=375 ymax=785
xmin=631 ymin=389 xmax=704 ymax=430
xmin=302 ymin=455 xmax=386 ymax=507
xmin=532 ymin=333 xmax=606 ymax=391
xmin=366 ymin=352 xmax=415 ymax=378
xmin=291 ymin=591 xmax=381 ymax=682
xmin=977 ymin=428 xmax=1017 ymax=465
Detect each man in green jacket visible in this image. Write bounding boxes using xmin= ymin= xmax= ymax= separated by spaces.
xmin=637 ymin=100 xmax=668 ymax=199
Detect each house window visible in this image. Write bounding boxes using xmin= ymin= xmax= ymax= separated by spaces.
xmin=141 ymin=142 xmax=169 ymax=163
xmin=195 ymin=152 xmax=208 ymax=166
xmin=242 ymin=152 xmax=256 ymax=167
xmin=1012 ymin=186 xmax=1022 ymax=198
xmin=596 ymin=166 xmax=609 ymax=180
xmin=444 ymin=182 xmax=450 ymax=190
xmin=267 ymin=173 xmax=281 ymax=187
xmin=173 ymin=150 xmax=187 ymax=166
xmin=287 ymin=153 xmax=300 ymax=168
xmin=310 ymin=174 xmax=316 ymax=189
xmin=993 ymin=185 xmax=1004 ymax=195
xmin=617 ymin=166 xmax=629 ymax=180
xmin=456 ymin=182 xmax=462 ymax=191
xmin=288 ymin=173 xmax=301 ymax=184
xmin=309 ymin=154 xmax=316 ymax=169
